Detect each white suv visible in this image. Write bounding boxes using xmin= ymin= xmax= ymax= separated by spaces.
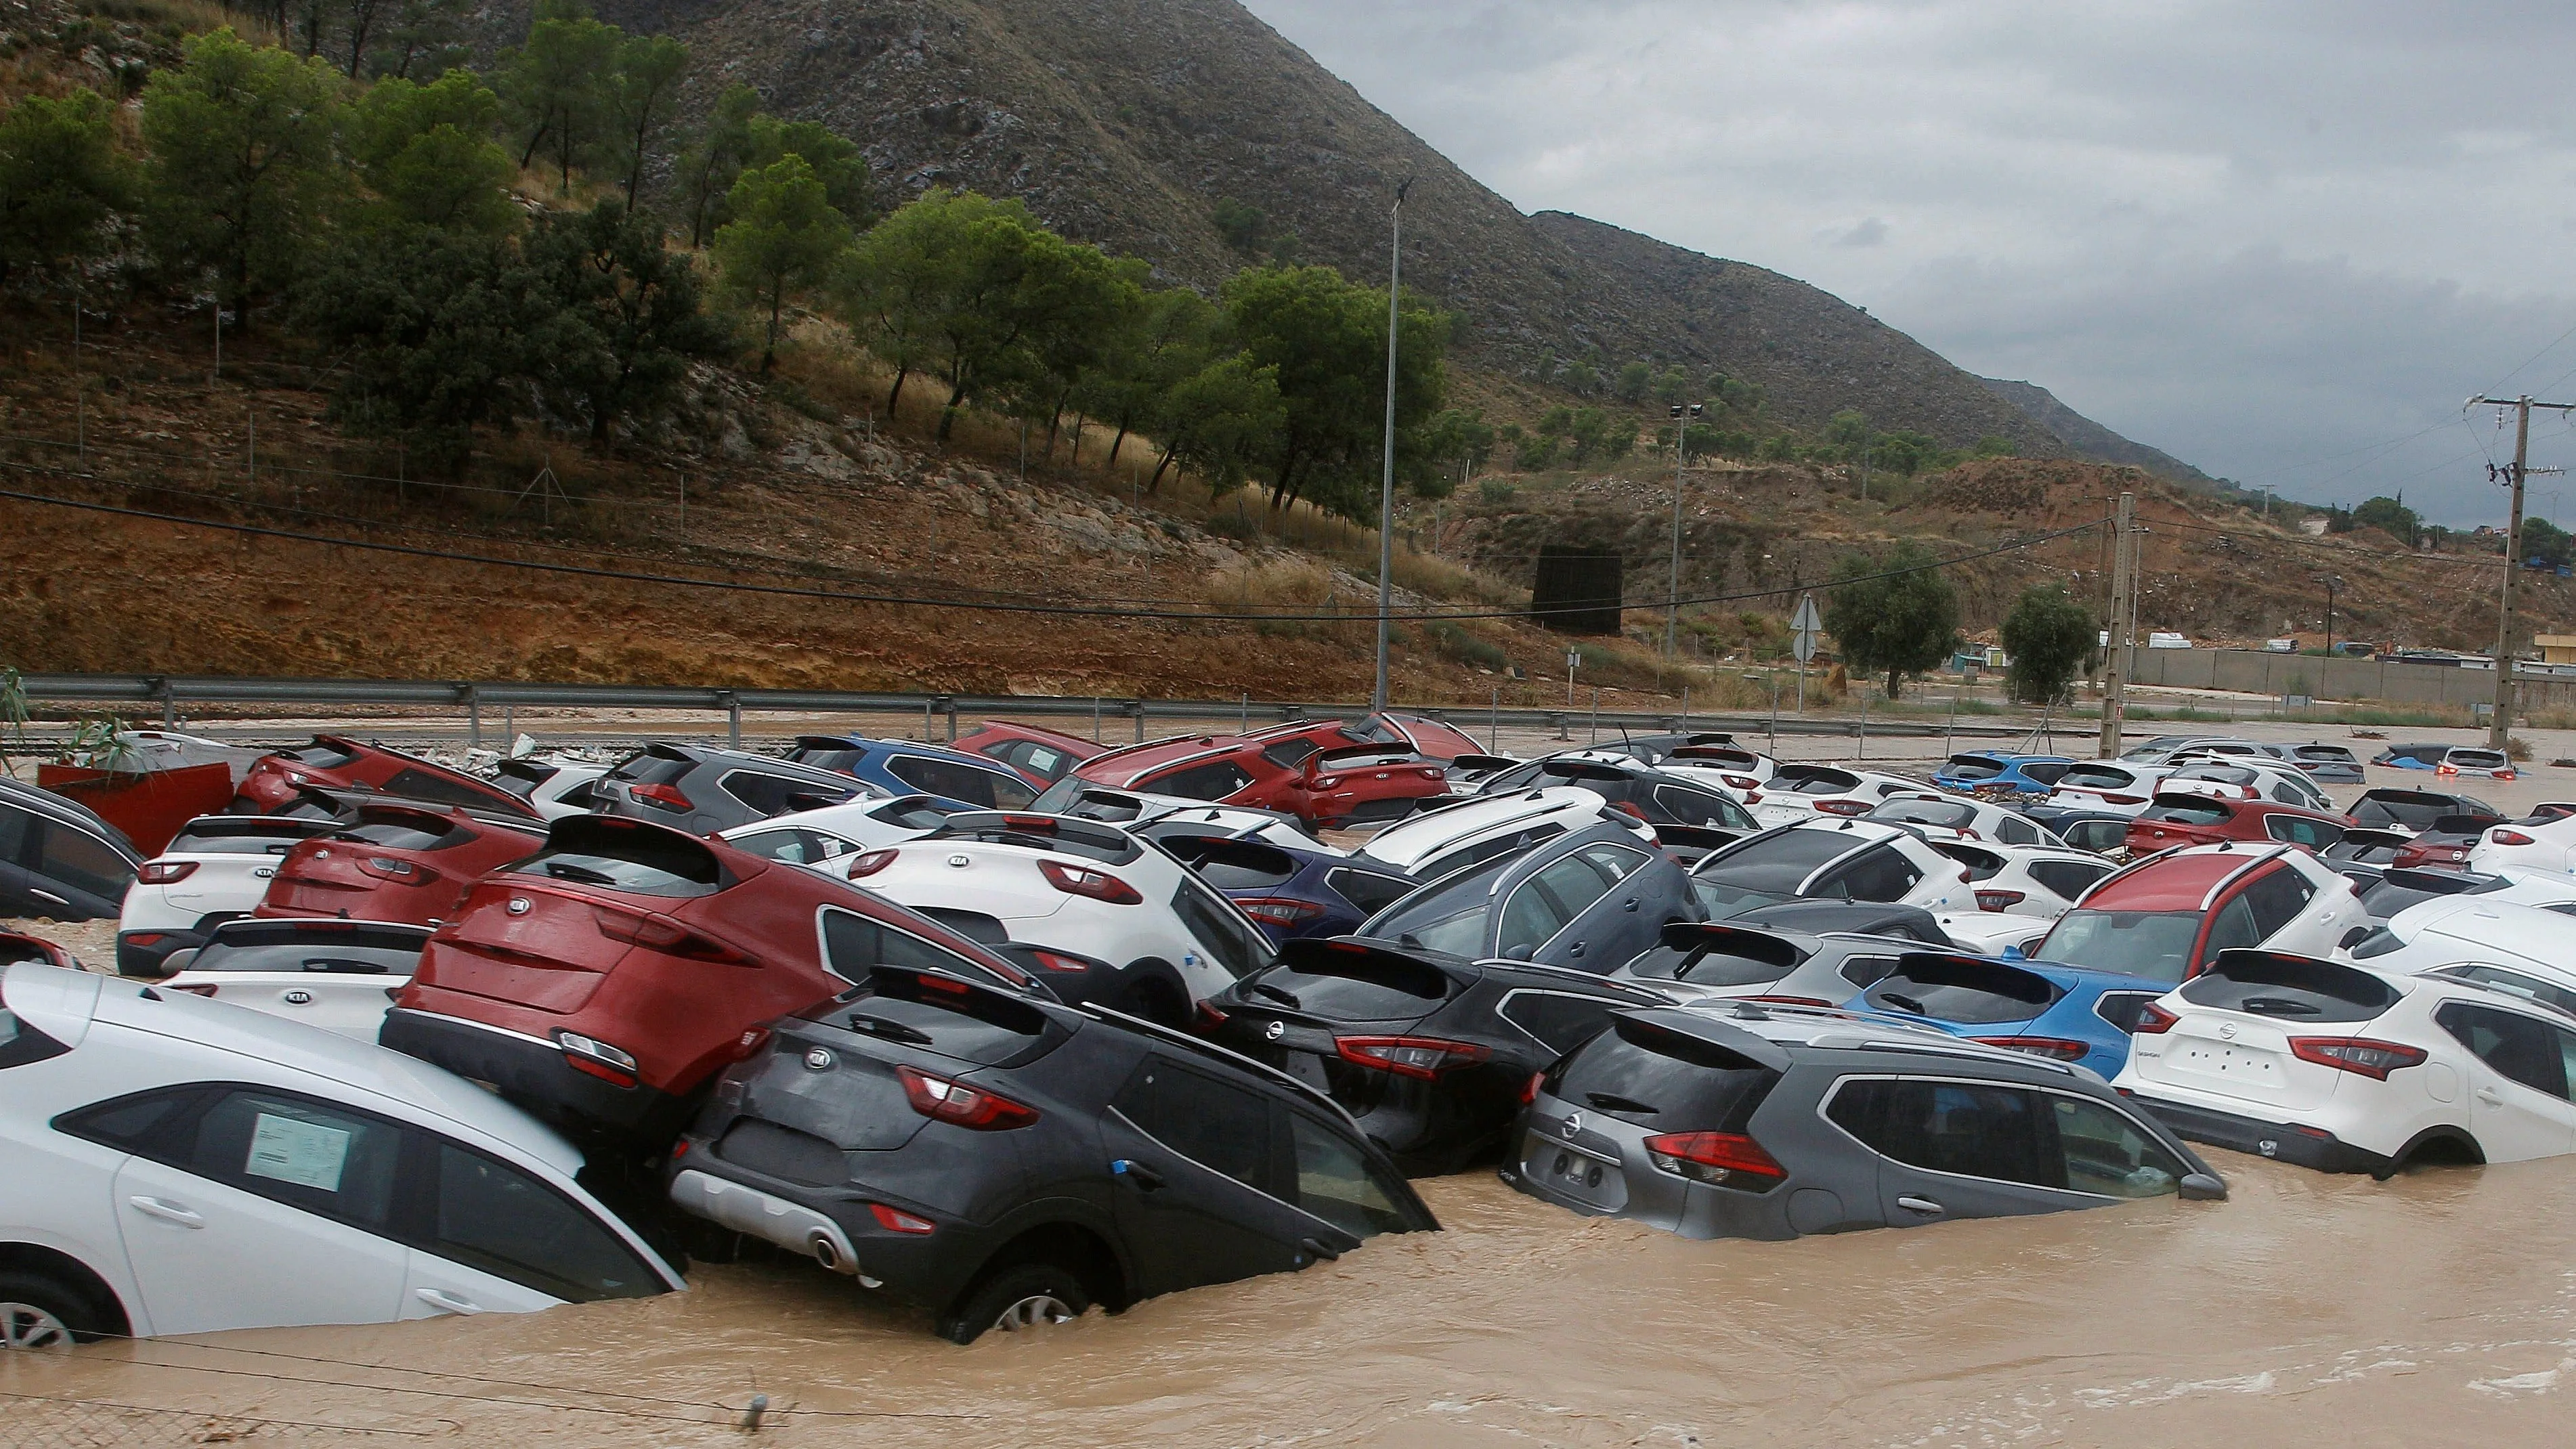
xmin=1688 ymin=819 xmax=1970 ymax=920
xmin=116 ymin=814 xmax=337 ymax=978
xmin=0 ymin=963 xmax=681 ymax=1347
xmin=1349 ymin=787 xmax=1648 ymax=880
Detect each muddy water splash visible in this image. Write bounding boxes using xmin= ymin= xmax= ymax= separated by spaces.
xmin=12 ymin=1157 xmax=2576 ymax=1446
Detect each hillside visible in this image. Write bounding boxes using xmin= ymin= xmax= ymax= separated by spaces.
xmin=1976 ymin=377 xmax=2221 ymax=489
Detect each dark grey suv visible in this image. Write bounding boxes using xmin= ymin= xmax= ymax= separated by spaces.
xmin=593 ymin=744 xmax=867 ymax=836
xmin=1356 ymin=820 xmax=1702 ymax=970
xmin=1504 ymin=1004 xmax=2223 ymax=1239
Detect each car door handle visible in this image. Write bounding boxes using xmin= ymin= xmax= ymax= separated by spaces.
xmin=30 ymin=888 xmax=68 ymax=907
xmin=127 ymin=1196 xmax=204 ymax=1228
xmin=1297 ymin=1236 xmax=1341 ymax=1262
xmin=1895 ymin=1195 xmax=1946 ymax=1217
xmin=1111 ymin=1160 xmax=1165 ymax=1192
xmin=1566 ymin=942 xmax=1585 ymax=958
xmin=414 ymin=1288 xmax=484 ymax=1316
xmin=2477 ymin=1087 xmax=2505 ymax=1106
xmin=1621 ymin=896 xmax=1640 ymax=911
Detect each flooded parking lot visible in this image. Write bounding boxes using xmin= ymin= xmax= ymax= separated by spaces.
xmin=8 ymin=1152 xmax=2574 ymax=1446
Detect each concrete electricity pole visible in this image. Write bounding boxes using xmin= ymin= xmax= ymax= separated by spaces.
xmin=2098 ymin=490 xmax=2134 ymax=758
xmin=1665 ymin=401 xmax=1702 ymax=658
xmin=2467 ymin=393 xmax=2576 ymax=750
xmin=1373 ymin=178 xmax=1412 ymax=714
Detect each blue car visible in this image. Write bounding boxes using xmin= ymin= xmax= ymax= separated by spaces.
xmin=1157 ymin=834 xmax=1418 ymax=943
xmin=1932 ymin=751 xmax=2079 ymax=797
xmin=1842 ymin=950 xmax=2170 ymax=1079
xmin=785 ymin=735 xmax=1042 ymax=810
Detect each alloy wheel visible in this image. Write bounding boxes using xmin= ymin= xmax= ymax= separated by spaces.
xmin=0 ymin=1302 xmax=74 ymax=1351
xmin=991 ymin=1293 xmax=1075 ymax=1333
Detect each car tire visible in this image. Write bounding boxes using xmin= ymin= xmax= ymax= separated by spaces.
xmin=937 ymin=1262 xmax=1091 ymax=1345
xmin=1114 ymin=970 xmax=1189 ymax=1031
xmin=0 ymin=1270 xmax=112 ymax=1351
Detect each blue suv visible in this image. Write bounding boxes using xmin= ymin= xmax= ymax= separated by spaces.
xmin=786 ymin=735 xmax=1042 ymax=810
xmin=1844 ymin=951 xmax=2170 ymax=1079
xmin=1932 ymin=752 xmax=2077 ymax=797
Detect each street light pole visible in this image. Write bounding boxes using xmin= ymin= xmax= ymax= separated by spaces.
xmin=1373 ymin=178 xmax=1412 ymax=715
xmin=1665 ymin=401 xmax=1701 ymax=659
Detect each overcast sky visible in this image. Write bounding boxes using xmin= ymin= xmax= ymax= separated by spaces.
xmin=1239 ymin=0 xmax=2576 ymax=527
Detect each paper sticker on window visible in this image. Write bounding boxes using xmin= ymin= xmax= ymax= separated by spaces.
xmin=245 ymin=1111 xmax=351 ymax=1192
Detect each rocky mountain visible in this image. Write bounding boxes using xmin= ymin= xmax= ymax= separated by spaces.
xmin=1976 ymin=377 xmax=2220 ymax=488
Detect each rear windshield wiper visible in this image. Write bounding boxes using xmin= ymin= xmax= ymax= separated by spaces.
xmin=2241 ymin=996 xmax=2322 ymax=1016
xmin=1585 ymin=1091 xmax=1658 ymax=1115
xmin=1251 ymin=981 xmax=1302 ymax=1008
xmin=844 ymin=1014 xmax=936 ymax=1045
xmin=300 ymin=958 xmax=391 ymax=974
xmin=1877 ymin=991 xmax=1929 ymax=1015
xmin=542 ymin=861 xmax=618 ymax=886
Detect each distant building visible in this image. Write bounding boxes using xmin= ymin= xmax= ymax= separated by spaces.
xmin=2537 ymin=633 xmax=2576 ymax=666
xmin=2298 ymin=517 xmax=2329 ymax=536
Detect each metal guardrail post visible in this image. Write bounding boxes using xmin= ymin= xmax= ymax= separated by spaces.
xmin=936 ymin=695 xmax=956 ymax=743
xmin=1130 ymin=699 xmax=1146 ymax=743
xmin=720 ymin=691 xmax=741 ymax=748
xmin=462 ymin=685 xmax=480 ymax=750
xmin=150 ymin=676 xmax=174 ymax=729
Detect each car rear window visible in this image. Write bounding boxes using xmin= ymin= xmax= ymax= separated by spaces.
xmin=2142 ymin=799 xmax=2230 ymax=827
xmin=1774 ymin=766 xmax=1861 ymax=795
xmin=510 ymin=818 xmax=725 ymax=897
xmin=2449 ymin=750 xmax=2509 ymax=769
xmin=2296 ymin=746 xmax=2359 ymax=764
xmin=166 ymin=819 xmax=318 ymax=852
xmin=788 ymin=743 xmax=867 ymax=774
xmin=1862 ymin=957 xmax=2063 ymax=1024
xmin=2354 ymin=794 xmax=2453 ymax=830
xmin=932 ymin=813 xmax=1144 ymax=866
xmin=1623 ymin=929 xmax=1807 ymax=986
xmin=189 ymin=924 xmax=427 ymax=975
xmin=334 ymin=813 xmax=468 ymax=852
xmin=1171 ymin=840 xmax=1298 ymax=891
xmin=1943 ymin=756 xmax=2004 ymax=780
xmin=608 ymin=750 xmax=694 ymax=785
xmin=1697 ymin=828 xmax=1858 ymax=894
xmin=2177 ymin=953 xmax=2400 ymax=1023
xmin=811 ymin=970 xmax=1063 ymax=1066
xmin=1872 ymin=799 xmax=1975 ymax=829
xmin=1241 ymin=947 xmax=1456 ymax=1021
xmin=1325 ymin=867 xmax=1415 ymax=916
xmin=2027 ymin=860 xmax=2113 ymax=901
xmin=382 ymin=767 xmax=505 ymax=810
xmin=2055 ymin=764 xmax=2137 ymax=791
xmin=283 ymin=741 xmax=361 ymax=769
xmin=1543 ymin=1015 xmax=1779 ymax=1129
xmin=2038 ymin=909 xmax=2202 ymax=983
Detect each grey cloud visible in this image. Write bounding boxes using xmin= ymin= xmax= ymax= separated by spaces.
xmin=1832 ymin=217 xmax=1890 ymax=248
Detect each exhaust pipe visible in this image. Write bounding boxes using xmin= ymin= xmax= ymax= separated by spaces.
xmin=810 ymin=1232 xmax=840 ymax=1270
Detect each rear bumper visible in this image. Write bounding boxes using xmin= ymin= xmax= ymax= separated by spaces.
xmin=662 ymin=1150 xmax=991 ymax=1314
xmin=379 ymin=1007 xmax=693 ymax=1150
xmin=2120 ymin=1091 xmax=2393 ymax=1175
xmin=117 ymin=926 xmax=213 ymax=978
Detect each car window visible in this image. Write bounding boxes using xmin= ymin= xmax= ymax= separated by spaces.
xmin=1285 ymin=1111 xmax=1413 ymax=1237
xmin=2027 ymin=860 xmax=2111 ymax=901
xmin=886 ymin=756 xmax=1037 ymax=810
xmin=2040 ymin=909 xmax=2201 ymax=982
xmin=1997 ymin=817 xmax=2039 ymax=845
xmin=2434 ymin=1002 xmax=2572 ymax=1099
xmin=2264 ymin=815 xmax=2337 ymax=848
xmin=0 ymin=1001 xmax=70 ymax=1069
xmin=1838 ymin=953 xmax=1900 ymax=988
xmin=1653 ymin=785 xmax=1746 ymax=829
xmin=1576 ymin=842 xmax=1650 ymax=884
xmin=820 ymin=908 xmax=994 ymax=986
xmin=1874 ymin=798 xmax=1977 ymax=830
xmin=34 ymin=822 xmax=132 ymax=898
xmin=335 ymin=817 xmax=461 ymax=852
xmin=2144 ymin=799 xmax=2231 ymax=827
xmin=187 ymin=1089 xmax=402 ymax=1228
xmin=1151 ymin=760 xmax=1258 ymax=801
xmin=2063 ymin=820 xmax=2128 ymax=854
xmin=1545 ymin=1014 xmax=1779 ymax=1128
xmin=2021 ymin=762 xmax=2074 ymax=787
xmin=1813 ymin=844 xmax=1923 ymax=903
xmin=1862 ymin=963 xmax=2061 ymax=1024
xmin=2237 ymin=867 xmax=2317 ymax=938
xmin=1365 ymin=858 xmax=1507 ymax=956
xmin=1325 ymin=867 xmax=1415 ymax=916
xmin=1698 ymin=828 xmax=1858 ymax=894
xmin=1827 ymin=1079 xmax=2050 ymax=1188
xmin=381 ymin=766 xmax=502 ymax=810
xmin=2432 ymin=965 xmax=2576 ymax=1021
xmin=1171 ymin=876 xmax=1268 ymax=979
xmin=511 ymin=822 xmax=723 ymax=899
xmin=2198 ymin=894 xmax=2261 ymax=963
xmin=2057 ymin=764 xmax=2136 ymax=791
xmin=729 ymin=827 xmax=857 ymax=867
xmin=1261 ymin=739 xmax=1319 ymax=769
xmin=2051 ymin=1097 xmax=2187 ymax=1198
xmin=428 ymin=1142 xmax=661 ymax=1301
xmin=1114 ymin=1058 xmax=1276 ymax=1192
xmin=720 ymin=770 xmax=851 ymax=818
xmin=1417 ymin=823 xmax=1566 ymax=883
xmin=1497 ymin=989 xmax=1628 ymax=1054
xmin=1014 ymin=743 xmax=1071 ymax=781
xmin=1497 ymin=872 xmax=1576 ymax=957
xmin=188 ymin=924 xmax=425 ymax=975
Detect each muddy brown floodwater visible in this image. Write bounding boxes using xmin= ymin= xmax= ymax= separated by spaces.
xmin=9 ymin=1155 xmax=2576 ymax=1447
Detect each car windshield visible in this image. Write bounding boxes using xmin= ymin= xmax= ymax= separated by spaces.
xmin=2036 ymin=909 xmax=2202 ymax=983
xmin=1363 ymin=859 xmax=1508 ymax=956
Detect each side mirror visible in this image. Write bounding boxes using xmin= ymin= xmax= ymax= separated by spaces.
xmin=2000 ymin=944 xmax=2025 ymax=961
xmin=1502 ymin=943 xmax=1536 ymax=961
xmin=2177 ymin=1171 xmax=2227 ymax=1202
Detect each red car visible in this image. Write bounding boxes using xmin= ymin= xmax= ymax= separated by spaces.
xmin=236 ymin=735 xmax=538 ymax=819
xmin=379 ymin=814 xmax=1037 ymax=1150
xmin=253 ymin=802 xmax=547 ymax=928
xmin=0 ymin=930 xmax=76 ymax=968
xmin=2125 ymin=792 xmax=2352 ymax=856
xmin=1237 ymin=712 xmax=1485 ymax=763
xmin=1047 ymin=733 xmax=1452 ymax=829
xmin=951 ymin=720 xmax=1107 ymax=787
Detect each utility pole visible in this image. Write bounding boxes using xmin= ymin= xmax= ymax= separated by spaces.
xmin=2467 ymin=393 xmax=2576 ymax=750
xmin=2098 ymin=490 xmax=2134 ymax=758
xmin=2313 ymin=574 xmax=2341 ymax=655
xmin=1665 ymin=400 xmax=1702 ymax=658
xmin=1372 ymin=177 xmax=1412 ymax=714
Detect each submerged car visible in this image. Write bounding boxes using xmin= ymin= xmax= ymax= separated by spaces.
xmin=253 ymin=803 xmax=546 ymax=928
xmin=2032 ymin=843 xmax=2357 ymax=985
xmin=666 ymin=961 xmax=1437 ymax=1342
xmin=1505 ymin=1003 xmax=2223 ymax=1239
xmin=234 ymin=736 xmax=536 ymax=819
xmin=1356 ymin=821 xmax=1700 ymax=972
xmin=785 ymin=735 xmax=1043 ymax=811
xmin=1847 ymin=951 xmax=2170 ymax=1079
xmin=161 ymin=919 xmax=432 ymax=1041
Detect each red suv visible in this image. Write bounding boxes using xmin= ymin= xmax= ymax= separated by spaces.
xmin=951 ymin=720 xmax=1106 ymax=787
xmin=236 ymin=735 xmax=538 ymax=819
xmin=2125 ymin=792 xmax=2351 ymax=855
xmin=253 ymin=802 xmax=546 ymax=928
xmin=1046 ymin=733 xmax=1451 ymax=829
xmin=380 ymin=815 xmax=1036 ymax=1150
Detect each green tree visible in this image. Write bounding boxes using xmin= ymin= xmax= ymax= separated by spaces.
xmin=674 ymin=83 xmax=759 ymax=248
xmin=1558 ymin=358 xmax=1599 ymax=395
xmin=710 ymin=154 xmax=851 ymax=373
xmin=527 ymin=198 xmax=728 ymax=439
xmin=0 ymin=89 xmax=136 ymax=290
xmin=2352 ymin=494 xmax=2421 ymax=546
xmin=140 ymin=28 xmax=347 ymax=322
xmin=2524 ymin=516 xmax=2573 ymax=569
xmin=1417 ymin=407 xmax=1496 ymax=485
xmin=603 ymin=32 xmax=688 ymax=209
xmin=1220 ymin=263 xmax=1448 ymax=519
xmin=838 ymin=190 xmax=1061 ymax=439
xmin=1075 ymin=286 xmax=1224 ymax=470
xmin=368 ymin=0 xmax=469 ymax=79
xmin=1822 ymin=542 xmax=1960 ymax=697
xmin=1613 ymin=360 xmax=1654 ymax=404
xmin=1012 ymin=246 xmax=1143 ymax=458
xmin=347 ymin=69 xmax=515 ymax=234
xmin=1973 ymin=435 xmax=2019 ymax=458
xmin=1824 ymin=408 xmax=1874 ymax=458
xmin=1155 ymin=353 xmax=1285 ymax=496
xmin=744 ymin=115 xmax=869 ymax=225
xmin=496 ymin=0 xmax=616 ymax=193
xmin=1211 ymin=196 xmax=1264 ymax=255
xmin=2000 ymin=584 xmax=2096 ymax=707
xmin=1650 ymin=368 xmax=1687 ymax=408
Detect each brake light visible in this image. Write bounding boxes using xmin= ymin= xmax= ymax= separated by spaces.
xmin=1611 ymin=801 xmax=1650 ymax=822
xmin=1971 ymin=1035 xmax=2090 ymax=1062
xmin=169 ymin=983 xmax=218 ymax=996
xmin=2493 ymin=829 xmax=2536 ymax=846
xmin=1742 ymin=791 xmax=1763 ymax=805
xmin=1333 ymin=1035 xmax=1490 ymax=1080
xmin=845 ymin=848 xmax=899 ymax=878
xmin=1197 ymin=1000 xmax=1230 ymax=1029
xmin=868 ymin=1202 xmax=938 ymax=1234
xmin=358 ymin=856 xmax=435 ymax=884
xmin=2288 ymin=1037 xmax=2428 ymax=1079
xmin=1002 ymin=815 xmax=1058 ymax=831
xmin=555 ymin=1030 xmax=639 ymax=1087
xmin=590 ymin=905 xmax=752 ymax=964
xmin=1721 ymin=775 xmax=1759 ymax=791
xmin=1642 ymin=1131 xmax=1786 ymax=1190
xmin=137 ymin=861 xmax=198 ymax=885
xmin=2499 ymin=770 xmax=2518 ymax=781
xmin=896 ymin=1064 xmax=1039 ymax=1129
xmin=2437 ymin=763 xmax=2456 ymax=775
xmin=2132 ymin=1001 xmax=2181 ymax=1035
xmin=1815 ymin=799 xmax=1870 ymax=817
xmin=1038 ymin=859 xmax=1143 ymax=904
xmin=1520 ymin=1070 xmax=1543 ymax=1106
xmin=2102 ymin=794 xmax=2144 ymax=805
xmin=1029 ymin=950 xmax=1093 ymax=972
xmin=1237 ymin=897 xmax=1325 ymax=926
xmin=1975 ymin=890 xmax=2026 ymax=912
xmin=630 ymin=781 xmax=692 ymax=812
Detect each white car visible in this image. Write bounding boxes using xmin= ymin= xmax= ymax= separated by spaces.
xmin=1864 ymin=794 xmax=2065 ymax=847
xmin=1349 ymin=786 xmax=1649 ymax=880
xmin=0 ymin=961 xmax=682 ymax=1347
xmin=2353 ymin=866 xmax=2576 ymax=924
xmin=718 ymin=794 xmax=971 ymax=873
xmin=2117 ymin=948 xmax=2576 ymax=1175
xmin=1654 ymin=740 xmax=1778 ymax=799
xmin=2046 ymin=760 xmax=2178 ymax=817
xmin=158 ymin=920 xmax=431 ymax=1042
xmin=844 ymin=812 xmax=1273 ymax=1024
xmin=1744 ymin=764 xmax=1931 ymax=827
xmin=1927 ymin=841 xmax=2118 ymax=956
xmin=1688 ymin=819 xmax=1972 ymax=920
xmin=2468 ymin=813 xmax=2576 ymax=878
xmin=2342 ymin=894 xmax=2576 ymax=982
xmin=489 ymin=756 xmax=613 ymax=819
xmin=1044 ymin=785 xmax=1336 ymax=851
xmin=2157 ymin=760 xmax=2335 ymax=813
xmin=116 ymin=814 xmax=339 ymax=978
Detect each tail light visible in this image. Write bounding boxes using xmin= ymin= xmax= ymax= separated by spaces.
xmin=137 ymin=861 xmax=198 ymax=885
xmin=556 ymin=1030 xmax=639 ymax=1087
xmin=2493 ymin=829 xmax=2536 ymax=846
xmin=1642 ymin=1131 xmax=1786 ymax=1190
xmin=1520 ymin=1070 xmax=1543 ymax=1106
xmin=845 ymin=848 xmax=899 ymax=878
xmin=897 ymin=1064 xmax=1040 ymax=1129
xmin=2437 ymin=764 xmax=2456 ymax=775
xmin=358 ymin=856 xmax=435 ymax=884
xmin=2102 ymin=794 xmax=2145 ymax=805
xmin=1971 ymin=1035 xmax=2090 ymax=1062
xmin=1974 ymin=890 xmax=2026 ymax=912
xmin=1237 ymin=897 xmax=1325 ymax=926
xmin=169 ymin=983 xmax=218 ymax=997
xmin=2132 ymin=1001 xmax=2181 ymax=1035
xmin=1196 ymin=1000 xmax=1230 ymax=1029
xmin=1816 ymin=799 xmax=1870 ymax=817
xmin=2288 ymin=1037 xmax=2427 ymax=1079
xmin=1038 ymin=859 xmax=1142 ymax=905
xmin=1742 ymin=791 xmax=1763 ymax=805
xmin=867 ymin=1203 xmax=937 ymax=1235
xmin=1721 ymin=775 xmax=1759 ymax=791
xmin=591 ymin=905 xmax=752 ymax=964
xmin=1611 ymin=801 xmax=1650 ymax=822
xmin=1333 ymin=1035 xmax=1490 ymax=1079
xmin=1028 ymin=950 xmax=1093 ymax=972
xmin=629 ymin=781 xmax=692 ymax=812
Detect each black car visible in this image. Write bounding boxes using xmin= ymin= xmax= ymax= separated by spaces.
xmin=666 ymin=964 xmax=1436 ymax=1342
xmin=1469 ymin=756 xmax=1757 ymax=834
xmin=2348 ymin=788 xmax=2500 ymax=834
xmin=2019 ymin=804 xmax=2134 ymax=857
xmin=0 ymin=779 xmax=142 ymax=921
xmin=1205 ymin=937 xmax=1672 ymax=1173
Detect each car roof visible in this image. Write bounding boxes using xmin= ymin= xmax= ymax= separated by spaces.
xmin=1630 ymin=1000 xmax=2091 ymax=1077
xmin=795 ymin=735 xmax=1022 ymax=771
xmin=2392 ymin=894 xmax=2576 ymax=954
xmin=2086 ymin=846 xmax=2285 ymax=909
xmin=0 ymin=779 xmax=137 ymax=854
xmin=1356 ymin=787 xmax=1607 ymax=869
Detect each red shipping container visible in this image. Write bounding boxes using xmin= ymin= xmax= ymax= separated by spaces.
xmin=34 ymin=762 xmax=236 ymax=857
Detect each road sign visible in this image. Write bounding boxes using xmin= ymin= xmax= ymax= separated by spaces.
xmin=1790 ymin=593 xmax=1822 ymax=664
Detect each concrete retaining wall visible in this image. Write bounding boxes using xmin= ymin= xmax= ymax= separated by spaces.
xmin=2125 ymin=648 xmax=2576 ymax=709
